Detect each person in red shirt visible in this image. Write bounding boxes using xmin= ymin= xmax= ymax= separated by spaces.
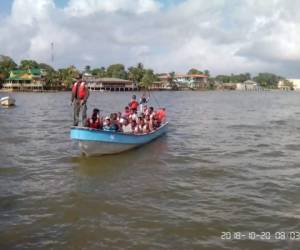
xmin=128 ymin=95 xmax=139 ymax=112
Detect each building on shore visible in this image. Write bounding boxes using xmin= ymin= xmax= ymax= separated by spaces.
xmin=153 ymin=73 xmax=208 ymax=90
xmin=151 ymin=74 xmax=175 ymax=90
xmin=174 ymin=74 xmax=208 ymax=89
xmin=83 ymin=75 xmax=138 ymax=91
xmin=277 ymin=80 xmax=292 ymax=90
xmin=2 ymin=68 xmax=46 ymax=91
xmin=236 ymin=80 xmax=261 ymax=91
xmin=279 ymin=79 xmax=300 ymax=90
xmin=217 ymin=83 xmax=237 ymax=90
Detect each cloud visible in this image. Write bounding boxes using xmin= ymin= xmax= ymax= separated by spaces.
xmin=1 ymin=0 xmax=300 ymax=77
xmin=64 ymin=0 xmax=161 ymax=16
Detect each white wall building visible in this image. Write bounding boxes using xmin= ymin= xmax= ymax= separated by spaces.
xmin=287 ymin=79 xmax=300 ymax=90
xmin=236 ymin=80 xmax=260 ymax=91
xmin=174 ymin=74 xmax=208 ymax=89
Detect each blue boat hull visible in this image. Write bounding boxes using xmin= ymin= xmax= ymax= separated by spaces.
xmin=70 ymin=122 xmax=168 ymax=156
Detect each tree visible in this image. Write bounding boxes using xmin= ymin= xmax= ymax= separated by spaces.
xmin=58 ymin=65 xmax=79 ymax=89
xmin=91 ymin=67 xmax=106 ymax=77
xmin=167 ymin=71 xmax=178 ymax=89
xmin=19 ymin=59 xmax=39 ymax=70
xmin=44 ymin=70 xmax=60 ymax=90
xmin=187 ymin=68 xmax=203 ymax=75
xmin=208 ymin=77 xmax=216 ymax=89
xmin=253 ymin=73 xmax=283 ymax=88
xmin=140 ymin=69 xmax=156 ymax=88
xmin=216 ymin=75 xmax=231 ymax=83
xmin=38 ymin=63 xmax=57 ymax=90
xmin=169 ymin=71 xmax=175 ymax=83
xmin=39 ymin=63 xmax=55 ymax=73
xmin=229 ymin=73 xmax=251 ymax=83
xmin=128 ymin=63 xmax=144 ymax=83
xmin=0 ymin=55 xmax=17 ymax=79
xmin=204 ymin=69 xmax=210 ymax=77
xmin=85 ymin=65 xmax=91 ymax=73
xmin=106 ymin=64 xmax=127 ymax=79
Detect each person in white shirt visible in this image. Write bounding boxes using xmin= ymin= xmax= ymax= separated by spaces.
xmin=121 ymin=118 xmax=132 ymax=133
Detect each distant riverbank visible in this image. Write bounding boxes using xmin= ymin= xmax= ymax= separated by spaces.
xmin=0 ymin=88 xmax=296 ymax=93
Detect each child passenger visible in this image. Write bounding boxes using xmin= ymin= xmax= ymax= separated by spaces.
xmin=122 ymin=106 xmax=130 ymax=119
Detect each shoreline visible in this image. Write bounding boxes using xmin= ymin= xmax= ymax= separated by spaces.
xmin=0 ymin=88 xmax=296 ymax=93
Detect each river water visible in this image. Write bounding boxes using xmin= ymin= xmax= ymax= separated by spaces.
xmin=0 ymin=91 xmax=299 ymax=249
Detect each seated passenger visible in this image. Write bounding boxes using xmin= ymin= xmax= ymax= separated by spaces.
xmin=122 ymin=106 xmax=130 ymax=119
xmin=131 ymin=120 xmax=139 ymax=134
xmin=156 ymin=108 xmax=166 ymax=124
xmin=129 ymin=109 xmax=138 ymax=121
xmin=86 ymin=108 xmax=102 ymax=129
xmin=144 ymin=115 xmax=151 ymax=130
xmin=117 ymin=112 xmax=122 ymax=121
xmin=150 ymin=116 xmax=159 ymax=130
xmin=103 ymin=116 xmax=118 ymax=132
xmin=129 ymin=95 xmax=139 ymax=112
xmin=103 ymin=116 xmax=111 ymax=130
xmin=137 ymin=116 xmax=145 ymax=132
xmin=147 ymin=106 xmax=155 ymax=119
xmin=110 ymin=113 xmax=120 ymax=131
xmin=143 ymin=124 xmax=150 ymax=133
xmin=121 ymin=118 xmax=132 ymax=133
xmin=153 ymin=116 xmax=160 ymax=128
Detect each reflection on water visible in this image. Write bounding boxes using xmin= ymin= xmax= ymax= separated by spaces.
xmin=0 ymin=91 xmax=300 ymax=249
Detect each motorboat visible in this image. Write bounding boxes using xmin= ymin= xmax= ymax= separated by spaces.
xmin=0 ymin=96 xmax=15 ymax=106
xmin=70 ymin=122 xmax=168 ymax=156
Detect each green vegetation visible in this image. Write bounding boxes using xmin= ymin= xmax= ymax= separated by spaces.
xmin=253 ymin=73 xmax=284 ymax=89
xmin=141 ymin=69 xmax=157 ymax=88
xmin=91 ymin=67 xmax=106 ymax=78
xmin=0 ymin=55 xmax=288 ymax=90
xmin=0 ymin=55 xmax=17 ymax=81
xmin=106 ymin=64 xmax=127 ymax=79
xmin=188 ymin=68 xmax=203 ymax=75
xmin=0 ymin=56 xmax=160 ymax=90
xmin=214 ymin=73 xmax=251 ymax=83
xmin=19 ymin=59 xmax=39 ymax=70
xmin=213 ymin=72 xmax=286 ymax=89
xmin=128 ymin=63 xmax=144 ymax=83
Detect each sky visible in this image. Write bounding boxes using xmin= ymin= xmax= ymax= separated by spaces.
xmin=0 ymin=0 xmax=300 ymax=77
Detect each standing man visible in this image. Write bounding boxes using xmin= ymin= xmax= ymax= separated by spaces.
xmin=71 ymin=73 xmax=89 ymax=126
xmin=139 ymin=93 xmax=149 ymax=113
